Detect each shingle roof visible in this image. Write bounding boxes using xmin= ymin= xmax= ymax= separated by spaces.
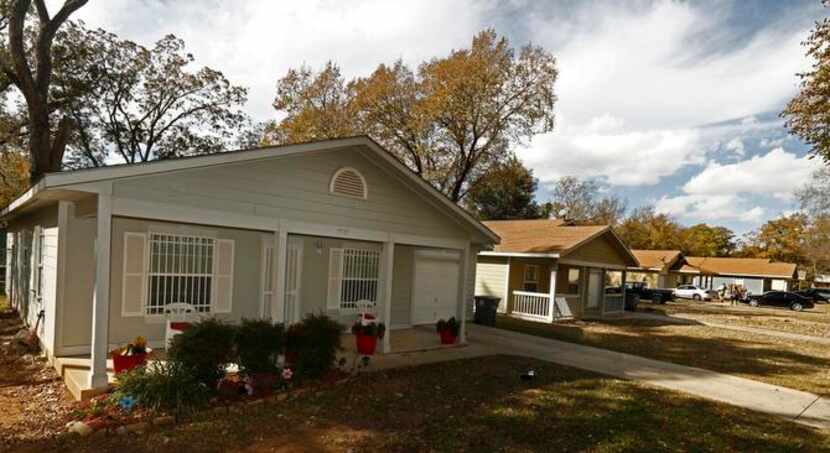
xmin=631 ymin=250 xmax=683 ymax=270
xmin=680 ymin=256 xmax=797 ymax=279
xmin=483 ymin=219 xmax=607 ymax=254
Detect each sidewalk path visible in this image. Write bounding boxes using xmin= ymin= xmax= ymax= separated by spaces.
xmin=468 ymin=324 xmax=830 ymax=430
xmin=629 ymin=311 xmax=830 ymax=346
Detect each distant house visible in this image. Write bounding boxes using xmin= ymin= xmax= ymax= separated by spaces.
xmin=627 ymin=251 xmax=797 ymax=294
xmin=474 ymin=219 xmax=639 ymax=322
xmin=677 ymin=257 xmax=797 ymax=294
xmin=628 ymin=250 xmax=686 ymax=288
xmin=1 ymin=136 xmax=498 ymax=399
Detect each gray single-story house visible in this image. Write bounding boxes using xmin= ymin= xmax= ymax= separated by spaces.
xmin=1 ymin=136 xmax=497 ymax=399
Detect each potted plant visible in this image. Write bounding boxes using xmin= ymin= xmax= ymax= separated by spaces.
xmin=112 ymin=336 xmax=150 ymax=373
xmin=435 ymin=318 xmax=460 ymax=345
xmin=350 ymin=319 xmax=386 ymax=355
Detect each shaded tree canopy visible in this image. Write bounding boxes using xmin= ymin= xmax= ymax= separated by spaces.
xmin=681 ymin=223 xmax=736 ymax=257
xmin=62 ymin=31 xmax=251 ymax=168
xmin=782 ymin=2 xmax=830 ymax=162
xmin=464 ymin=157 xmax=540 ymax=220
xmin=266 ymin=29 xmax=558 ymax=202
xmin=738 ymin=213 xmax=809 ymax=265
xmin=0 ymin=149 xmax=27 ymax=206
xmin=0 ymin=0 xmax=88 ymax=182
xmin=796 ymin=166 xmax=830 ymax=216
xmin=540 ymin=176 xmax=626 ymax=225
xmin=616 ymin=206 xmax=684 ymax=250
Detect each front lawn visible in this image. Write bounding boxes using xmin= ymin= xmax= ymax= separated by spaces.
xmin=20 ymin=355 xmax=829 ymax=453
xmin=642 ymin=299 xmax=830 ymax=338
xmin=497 ymin=315 xmax=830 ymax=398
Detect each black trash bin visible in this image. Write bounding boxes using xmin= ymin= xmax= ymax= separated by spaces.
xmin=474 ymin=296 xmax=500 ymax=326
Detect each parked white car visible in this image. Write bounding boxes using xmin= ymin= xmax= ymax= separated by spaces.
xmin=673 ymin=285 xmax=712 ymax=301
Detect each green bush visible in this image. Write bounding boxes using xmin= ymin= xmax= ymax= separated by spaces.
xmin=166 ymin=318 xmax=236 ymax=388
xmin=235 ymin=319 xmax=284 ymax=375
xmin=287 ymin=312 xmax=343 ymax=379
xmin=115 ymin=360 xmax=210 ymax=417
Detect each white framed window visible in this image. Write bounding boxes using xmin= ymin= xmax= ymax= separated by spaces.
xmin=523 ymin=264 xmax=539 ymax=292
xmin=146 ymin=233 xmax=216 ymax=315
xmin=330 ymin=167 xmax=368 ymax=199
xmin=328 ymin=248 xmax=380 ymax=311
xmin=567 ymin=267 xmax=581 ymax=294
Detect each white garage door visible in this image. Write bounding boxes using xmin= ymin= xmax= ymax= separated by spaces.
xmin=412 ymin=251 xmax=460 ymax=325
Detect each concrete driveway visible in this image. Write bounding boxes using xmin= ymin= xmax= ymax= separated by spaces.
xmin=467 ymin=323 xmax=830 ymax=430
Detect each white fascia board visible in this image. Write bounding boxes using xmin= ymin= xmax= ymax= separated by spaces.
xmin=478 ymin=251 xmax=560 ymax=258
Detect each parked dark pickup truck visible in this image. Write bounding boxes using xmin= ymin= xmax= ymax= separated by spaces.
xmin=624 ymin=281 xmax=674 ymax=304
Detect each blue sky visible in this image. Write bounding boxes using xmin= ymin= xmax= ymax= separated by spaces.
xmin=70 ymin=0 xmax=826 ymax=234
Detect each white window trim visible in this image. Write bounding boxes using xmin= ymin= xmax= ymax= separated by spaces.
xmin=34 ymin=226 xmax=44 ymax=301
xmin=145 ymin=232 xmax=217 ymax=316
xmin=329 ymin=167 xmax=368 ymax=200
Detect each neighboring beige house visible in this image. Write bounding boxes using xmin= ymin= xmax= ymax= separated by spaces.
xmin=1 ymin=136 xmax=498 ymax=399
xmin=626 ymin=250 xmax=686 ymax=288
xmin=474 ymin=219 xmax=639 ymax=322
xmin=675 ymin=257 xmax=797 ymax=294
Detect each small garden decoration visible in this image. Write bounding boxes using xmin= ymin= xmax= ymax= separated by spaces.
xmin=112 ymin=335 xmax=150 ymax=373
xmin=350 ymin=318 xmax=386 ymax=355
xmin=436 ymin=317 xmax=460 ymax=344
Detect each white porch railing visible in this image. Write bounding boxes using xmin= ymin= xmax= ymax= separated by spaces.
xmin=512 ymin=291 xmax=551 ymax=322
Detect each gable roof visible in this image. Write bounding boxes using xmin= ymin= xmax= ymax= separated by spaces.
xmin=0 ymin=136 xmax=498 ymax=243
xmin=481 ymin=219 xmax=638 ymax=266
xmin=679 ymin=256 xmax=797 ymax=279
xmin=631 ymin=249 xmax=684 ymax=271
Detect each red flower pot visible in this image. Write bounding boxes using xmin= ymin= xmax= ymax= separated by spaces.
xmin=251 ymin=372 xmax=277 ymax=396
xmin=355 ymin=333 xmax=378 ymax=355
xmin=112 ymin=352 xmax=147 ymax=374
xmin=439 ymin=330 xmax=457 ymax=345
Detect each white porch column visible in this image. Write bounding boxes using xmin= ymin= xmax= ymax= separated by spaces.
xmin=272 ymin=230 xmax=288 ymax=323
xmin=89 ymin=193 xmax=112 ymax=389
xmin=380 ymin=241 xmax=395 ymax=353
xmin=456 ymin=244 xmax=470 ymax=344
xmin=547 ymin=264 xmax=558 ymax=322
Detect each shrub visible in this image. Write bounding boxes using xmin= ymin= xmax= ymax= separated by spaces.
xmin=235 ymin=319 xmax=284 ymax=375
xmin=350 ymin=320 xmax=386 ymax=338
xmin=436 ymin=317 xmax=460 ymax=336
xmin=287 ymin=312 xmax=343 ymax=380
xmin=166 ymin=318 xmax=236 ymax=388
xmin=115 ymin=360 xmax=210 ymax=418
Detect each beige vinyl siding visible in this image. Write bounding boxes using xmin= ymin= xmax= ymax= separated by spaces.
xmin=565 ymin=233 xmax=629 ymax=267
xmin=390 ymin=245 xmax=414 ymax=327
xmin=475 ymin=255 xmax=508 ymax=312
xmin=108 ymin=217 xmax=266 ymax=346
xmin=111 ymin=147 xmax=469 ymax=240
xmin=5 ymin=205 xmax=59 ymax=353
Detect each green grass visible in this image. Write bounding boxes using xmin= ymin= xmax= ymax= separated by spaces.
xmin=496 ymin=314 xmax=830 ymax=398
xmin=21 ymin=356 xmax=830 ymax=452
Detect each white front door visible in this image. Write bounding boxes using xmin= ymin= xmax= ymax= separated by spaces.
xmin=587 ymin=269 xmax=603 ymax=310
xmin=412 ymin=252 xmax=460 ymax=325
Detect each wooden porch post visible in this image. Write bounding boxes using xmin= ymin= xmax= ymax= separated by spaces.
xmin=272 ymin=230 xmax=288 ymax=323
xmin=380 ymin=241 xmax=395 ymax=353
xmin=89 ymin=192 xmax=112 ymax=389
xmin=547 ymin=264 xmax=558 ymax=322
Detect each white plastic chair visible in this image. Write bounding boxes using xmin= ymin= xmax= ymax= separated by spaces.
xmin=164 ymin=302 xmax=197 ymax=348
xmin=355 ymin=299 xmax=376 ymax=325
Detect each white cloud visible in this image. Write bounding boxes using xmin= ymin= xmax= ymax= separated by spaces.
xmin=724 ymin=137 xmax=745 ymax=157
xmin=681 ymin=147 xmax=821 ymax=199
xmin=72 ymin=0 xmax=488 ymax=120
xmin=519 ymin=117 xmax=704 ymax=186
xmin=655 ymin=194 xmax=765 ymax=223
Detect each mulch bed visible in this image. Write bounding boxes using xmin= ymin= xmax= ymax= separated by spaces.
xmin=0 ymin=308 xmax=79 ymax=450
